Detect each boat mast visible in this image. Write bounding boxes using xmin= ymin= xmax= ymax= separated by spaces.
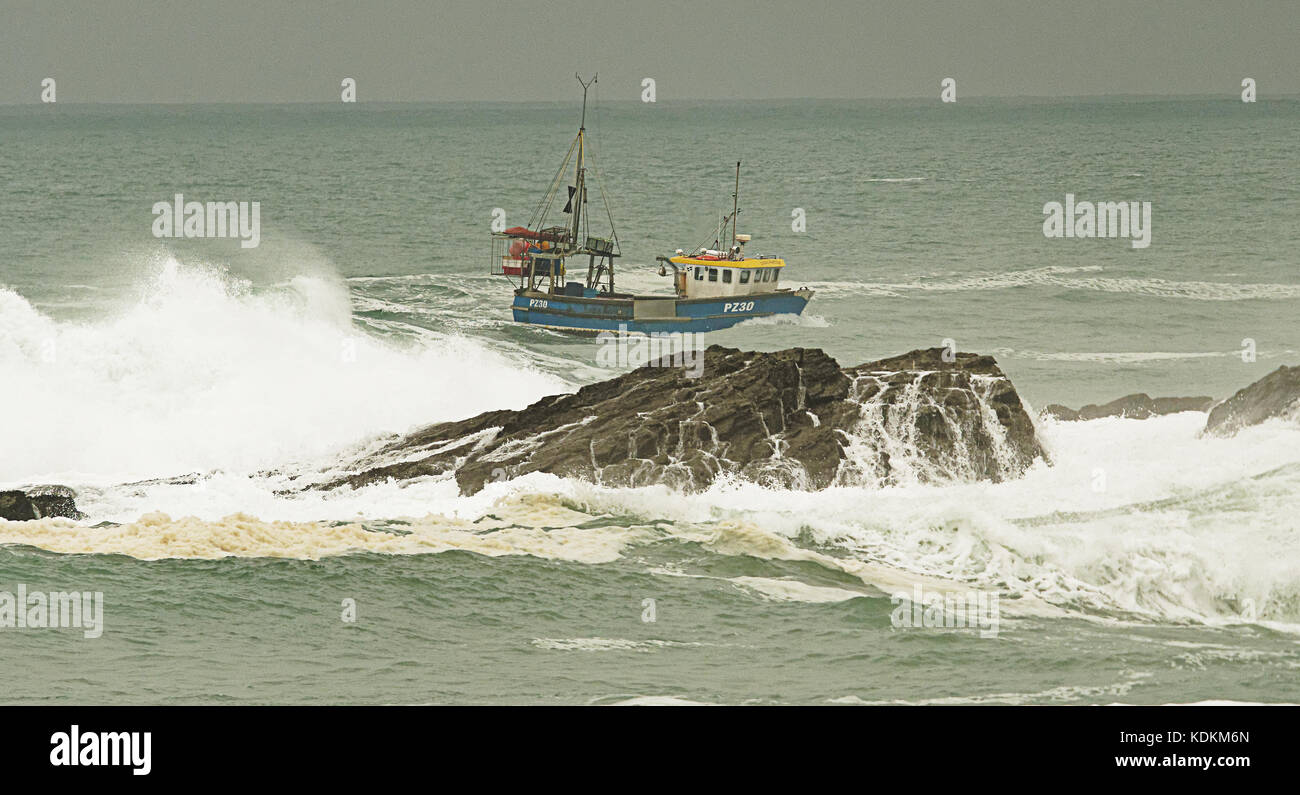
xmin=573 ymin=73 xmax=596 ymax=251
xmin=731 ymin=160 xmax=740 ymax=254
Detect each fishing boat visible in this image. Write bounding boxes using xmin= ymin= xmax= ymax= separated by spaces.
xmin=492 ymin=75 xmax=813 ymax=335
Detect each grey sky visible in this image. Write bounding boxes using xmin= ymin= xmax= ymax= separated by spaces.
xmin=2 ymin=0 xmax=1297 ymax=103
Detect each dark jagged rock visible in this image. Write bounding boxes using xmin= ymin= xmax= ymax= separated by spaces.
xmin=1044 ymin=394 xmax=1215 ymax=421
xmin=837 ymin=349 xmax=1045 ymax=484
xmin=315 ymin=345 xmax=1047 ymax=495
xmin=1204 ymin=365 xmax=1300 ymax=436
xmin=0 ymin=492 xmax=34 ymax=521
xmin=0 ymin=486 xmax=83 ymax=521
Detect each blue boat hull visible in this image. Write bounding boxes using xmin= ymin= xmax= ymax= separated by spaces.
xmin=511 ymin=288 xmax=814 ymax=334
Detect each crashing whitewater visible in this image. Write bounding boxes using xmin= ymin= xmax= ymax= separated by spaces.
xmin=2 ymin=262 xmax=1300 ymax=632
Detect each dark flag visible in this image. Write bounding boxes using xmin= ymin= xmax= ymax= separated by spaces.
xmin=563 ymin=186 xmax=576 ymax=214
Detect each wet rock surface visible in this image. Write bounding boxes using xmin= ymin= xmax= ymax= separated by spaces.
xmin=316 ymin=345 xmax=1047 ymax=495
xmin=0 ymin=486 xmax=83 ymax=521
xmin=1043 ymin=394 xmax=1215 ymax=421
xmin=1204 ymin=365 xmax=1300 ymax=436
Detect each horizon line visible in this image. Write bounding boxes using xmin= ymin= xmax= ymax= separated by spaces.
xmin=2 ymin=92 xmax=1295 ymax=108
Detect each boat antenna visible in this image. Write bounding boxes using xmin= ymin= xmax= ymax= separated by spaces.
xmin=576 ymin=72 xmax=597 ymax=130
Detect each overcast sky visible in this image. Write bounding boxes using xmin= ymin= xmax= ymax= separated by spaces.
xmin=2 ymin=0 xmax=1297 ymax=103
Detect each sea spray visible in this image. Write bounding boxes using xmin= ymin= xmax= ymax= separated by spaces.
xmin=0 ymin=260 xmax=566 ymax=481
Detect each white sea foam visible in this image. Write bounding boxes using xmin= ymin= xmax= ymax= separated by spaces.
xmin=4 ymin=263 xmax=1300 ymax=630
xmin=602 ymin=695 xmax=718 ymax=706
xmin=563 ymin=413 xmax=1300 ymax=628
xmin=736 ymin=312 xmax=830 ymax=328
xmin=0 ymin=257 xmax=567 ymax=482
xmin=830 ymin=671 xmax=1155 ymax=705
xmin=807 ymin=264 xmax=1300 ymax=301
xmin=6 ymin=405 xmax=1300 ymax=629
xmin=2 ymin=412 xmax=1298 ymax=633
xmin=728 ymin=576 xmax=867 ymax=603
xmin=994 ymin=348 xmax=1237 ymax=363
xmin=530 ymin=638 xmax=707 ymax=652
xmin=0 ymin=493 xmax=649 ymax=562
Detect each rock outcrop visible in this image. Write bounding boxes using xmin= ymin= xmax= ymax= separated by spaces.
xmin=0 ymin=486 xmax=83 ymax=521
xmin=315 ymin=345 xmax=1046 ymax=495
xmin=1043 ymin=394 xmax=1215 ymax=421
xmin=1204 ymin=365 xmax=1300 ymax=436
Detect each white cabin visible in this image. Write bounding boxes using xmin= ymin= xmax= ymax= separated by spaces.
xmin=660 ymin=234 xmax=788 ymax=299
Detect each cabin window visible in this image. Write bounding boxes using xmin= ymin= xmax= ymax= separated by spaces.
xmin=739 ymin=269 xmax=750 ymax=284
xmin=758 ymin=269 xmax=768 ymax=282
xmin=708 ymin=268 xmax=718 ymax=282
xmin=722 ymin=269 xmax=732 ymax=283
xmin=771 ymin=271 xmax=778 ymax=285
xmin=694 ymin=267 xmax=703 ymax=280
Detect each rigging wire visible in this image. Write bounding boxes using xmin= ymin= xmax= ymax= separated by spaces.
xmin=584 ymin=146 xmax=621 ymax=255
xmin=688 ymin=205 xmax=732 ymax=257
xmin=516 ymin=77 xmax=622 ymax=273
xmin=585 ymin=79 xmax=621 ymax=254
xmin=526 ymin=132 xmax=578 ymax=234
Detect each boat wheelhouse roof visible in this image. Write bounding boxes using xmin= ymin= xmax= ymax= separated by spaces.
xmin=669 ymin=256 xmax=786 ymax=269
xmin=500 ymin=225 xmax=569 ymax=242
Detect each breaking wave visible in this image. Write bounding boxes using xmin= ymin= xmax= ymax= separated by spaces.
xmin=3 ymin=261 xmax=1300 ymax=635
xmin=4 ymin=412 xmax=1299 ymax=632
xmin=0 ymin=258 xmax=567 ymax=482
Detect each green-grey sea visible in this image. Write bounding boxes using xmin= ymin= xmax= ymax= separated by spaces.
xmin=2 ymin=97 xmax=1299 ymax=704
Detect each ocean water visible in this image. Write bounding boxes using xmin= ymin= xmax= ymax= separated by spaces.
xmin=2 ymin=98 xmax=1299 ymax=704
